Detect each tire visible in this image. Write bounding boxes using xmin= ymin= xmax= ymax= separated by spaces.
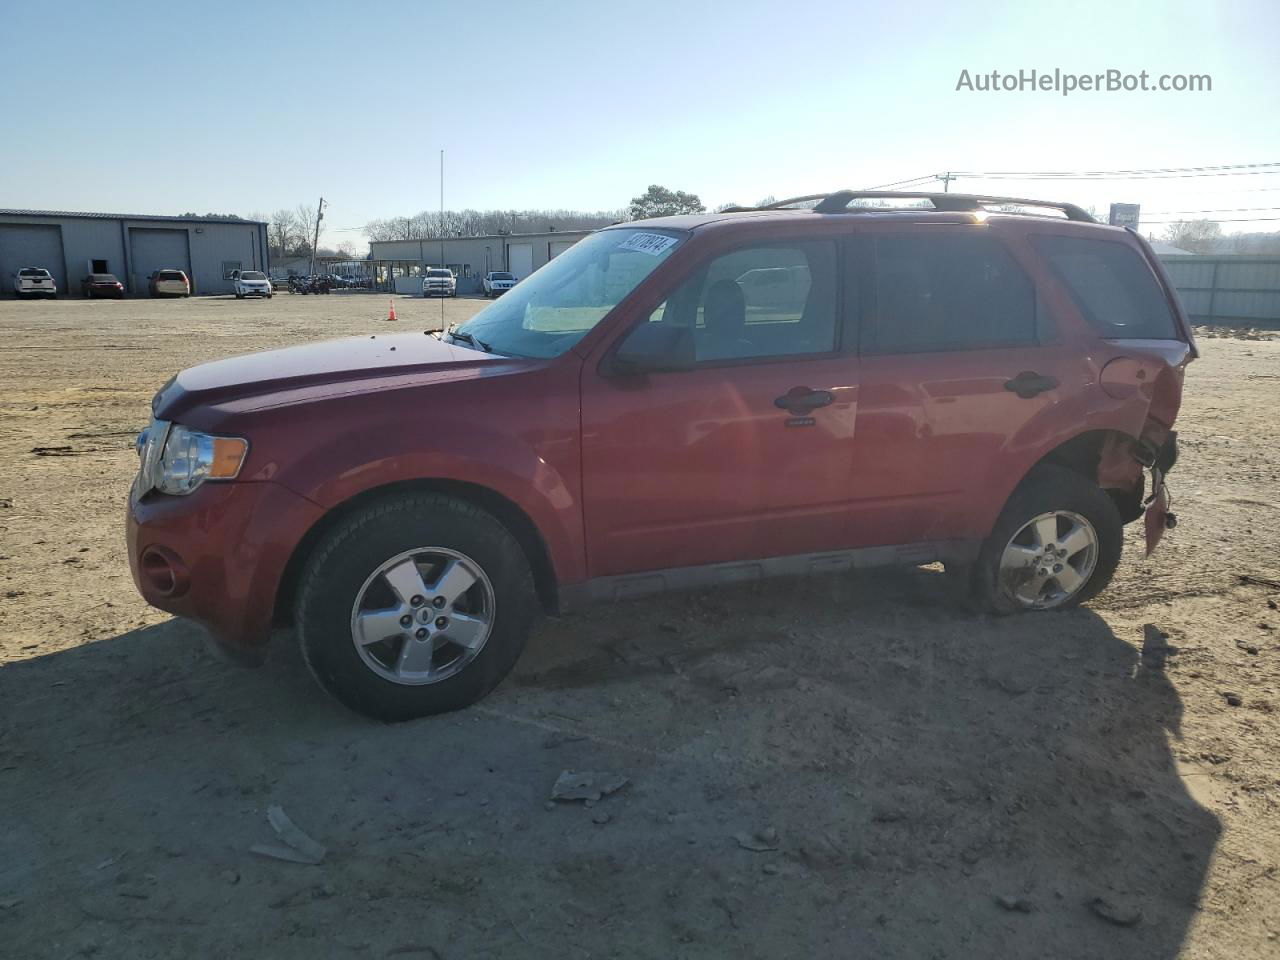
xmin=235 ymin=293 xmax=243 ymax=299
xmin=295 ymin=493 xmax=539 ymax=721
xmin=971 ymin=465 xmax=1122 ymax=614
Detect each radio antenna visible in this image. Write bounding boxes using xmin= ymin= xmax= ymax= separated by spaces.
xmin=440 ymin=149 xmax=445 ymax=331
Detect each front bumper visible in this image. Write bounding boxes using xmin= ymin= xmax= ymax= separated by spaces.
xmin=127 ymin=480 xmax=325 ymax=660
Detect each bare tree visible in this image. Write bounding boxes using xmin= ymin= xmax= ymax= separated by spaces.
xmin=295 ymin=203 xmax=322 ymax=257
xmin=1162 ymin=219 xmax=1222 ymax=254
xmin=268 ymin=209 xmax=303 ymax=258
xmin=363 ymin=208 xmax=624 ymax=242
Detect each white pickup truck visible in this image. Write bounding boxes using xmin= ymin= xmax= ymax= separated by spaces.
xmin=422 ymin=268 xmax=457 ymax=298
xmin=481 ymin=271 xmax=517 ymax=297
xmin=10 ymin=267 xmax=57 ymax=299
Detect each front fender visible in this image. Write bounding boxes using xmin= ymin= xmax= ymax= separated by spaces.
xmin=268 ymin=417 xmax=585 ymax=585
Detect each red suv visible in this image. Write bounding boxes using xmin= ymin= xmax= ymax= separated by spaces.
xmin=127 ymin=191 xmax=1193 ymax=720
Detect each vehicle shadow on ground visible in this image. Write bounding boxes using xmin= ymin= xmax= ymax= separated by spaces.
xmin=0 ymin=567 xmax=1218 ymax=959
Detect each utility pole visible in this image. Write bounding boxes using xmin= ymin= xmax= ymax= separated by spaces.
xmin=309 ymin=197 xmax=326 ymax=276
xmin=937 ymin=172 xmax=956 ymax=193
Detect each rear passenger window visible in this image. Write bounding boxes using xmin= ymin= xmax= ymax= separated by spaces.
xmin=1035 ymin=235 xmax=1179 ymax=339
xmin=865 ymin=233 xmax=1036 ymax=353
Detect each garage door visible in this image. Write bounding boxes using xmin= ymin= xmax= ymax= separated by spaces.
xmin=548 ymin=239 xmax=577 ymax=260
xmin=0 ymin=224 xmax=66 ymax=295
xmin=507 ymin=242 xmax=533 ymax=280
xmin=129 ymin=228 xmax=190 ymax=296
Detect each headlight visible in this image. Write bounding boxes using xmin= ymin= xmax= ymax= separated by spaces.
xmin=136 ymin=421 xmax=248 ymax=496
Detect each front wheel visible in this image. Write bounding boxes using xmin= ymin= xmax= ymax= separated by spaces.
xmin=295 ymin=493 xmax=539 ymax=721
xmin=970 ymin=465 xmax=1122 ymax=614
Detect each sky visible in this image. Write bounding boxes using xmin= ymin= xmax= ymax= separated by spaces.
xmin=2 ymin=0 xmax=1278 ymax=246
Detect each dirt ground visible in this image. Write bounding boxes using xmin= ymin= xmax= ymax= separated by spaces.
xmin=0 ymin=292 xmax=1277 ymax=959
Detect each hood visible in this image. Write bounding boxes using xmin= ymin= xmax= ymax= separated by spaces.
xmin=153 ymin=333 xmax=527 ymax=419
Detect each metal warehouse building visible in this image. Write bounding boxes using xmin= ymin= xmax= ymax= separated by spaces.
xmin=369 ymin=230 xmax=591 ymax=295
xmin=0 ymin=209 xmax=269 ymax=297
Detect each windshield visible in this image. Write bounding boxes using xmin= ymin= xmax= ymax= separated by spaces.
xmin=241 ymin=271 xmax=266 ymax=281
xmin=491 ymin=272 xmax=514 ymax=280
xmin=455 ymin=228 xmax=685 ymax=358
xmin=427 ymin=269 xmax=452 ymax=278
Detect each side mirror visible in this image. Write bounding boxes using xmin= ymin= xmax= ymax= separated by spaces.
xmin=610 ymin=322 xmax=694 ymax=375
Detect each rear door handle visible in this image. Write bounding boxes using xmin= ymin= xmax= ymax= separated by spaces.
xmin=1004 ymin=371 xmax=1058 ymax=398
xmin=775 ymin=387 xmax=835 ymax=414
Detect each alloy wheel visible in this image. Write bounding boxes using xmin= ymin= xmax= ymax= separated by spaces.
xmin=998 ymin=510 xmax=1099 ymax=609
xmin=349 ymin=547 xmax=495 ymax=685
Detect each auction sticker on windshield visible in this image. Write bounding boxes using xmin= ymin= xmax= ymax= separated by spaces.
xmin=617 ymin=232 xmax=679 ymax=256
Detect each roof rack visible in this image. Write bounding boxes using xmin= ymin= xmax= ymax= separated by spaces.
xmin=746 ymin=191 xmax=1095 ymax=222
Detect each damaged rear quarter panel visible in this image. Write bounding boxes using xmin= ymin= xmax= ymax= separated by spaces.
xmin=975 ymin=339 xmax=1191 ymax=534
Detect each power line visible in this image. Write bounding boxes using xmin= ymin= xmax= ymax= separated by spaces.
xmin=1144 ymin=206 xmax=1280 ymax=215
xmin=1141 ymin=216 xmax=1280 ymax=225
xmin=861 ymin=174 xmax=938 ymax=190
xmin=950 ymin=162 xmax=1280 ymax=180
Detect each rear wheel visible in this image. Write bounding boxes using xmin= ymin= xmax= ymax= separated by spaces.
xmin=971 ymin=465 xmax=1122 ymax=614
xmin=295 ymin=494 xmax=538 ymax=721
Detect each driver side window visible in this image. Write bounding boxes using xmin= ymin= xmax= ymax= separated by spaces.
xmin=649 ymin=241 xmax=838 ymax=363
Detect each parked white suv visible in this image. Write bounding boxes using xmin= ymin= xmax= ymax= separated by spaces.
xmin=421 ymin=268 xmax=457 ymax=298
xmin=11 ymin=267 xmax=56 ymax=299
xmin=234 ymin=270 xmax=273 ymax=299
xmin=481 ymin=271 xmax=517 ymax=297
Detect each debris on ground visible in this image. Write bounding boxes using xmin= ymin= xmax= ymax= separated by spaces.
xmin=30 ymin=446 xmax=74 ymax=456
xmin=1240 ymin=574 xmax=1280 ymax=590
xmin=542 ymin=732 xmax=587 ymax=749
xmin=996 ymin=895 xmax=1034 ymax=913
xmin=733 ymin=827 xmax=781 ymax=852
xmin=591 ymin=811 xmax=611 ymax=825
xmin=550 ymin=770 xmax=628 ymax=803
xmin=1223 ymin=692 xmax=1244 ymax=707
xmin=250 ymin=805 xmax=327 ymax=865
xmin=1087 ymin=895 xmax=1143 ymax=927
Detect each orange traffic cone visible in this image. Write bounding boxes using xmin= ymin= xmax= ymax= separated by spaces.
xmin=387 ymin=299 xmax=398 ymax=322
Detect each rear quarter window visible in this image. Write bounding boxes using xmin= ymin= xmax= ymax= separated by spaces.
xmin=1035 ymin=234 xmax=1179 ymax=339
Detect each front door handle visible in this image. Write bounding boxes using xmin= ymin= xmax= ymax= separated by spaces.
xmin=1004 ymin=371 xmax=1058 ymax=399
xmin=775 ymin=387 xmax=835 ymax=414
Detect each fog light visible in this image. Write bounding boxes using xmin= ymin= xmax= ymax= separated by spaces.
xmin=140 ymin=546 xmax=189 ymax=597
